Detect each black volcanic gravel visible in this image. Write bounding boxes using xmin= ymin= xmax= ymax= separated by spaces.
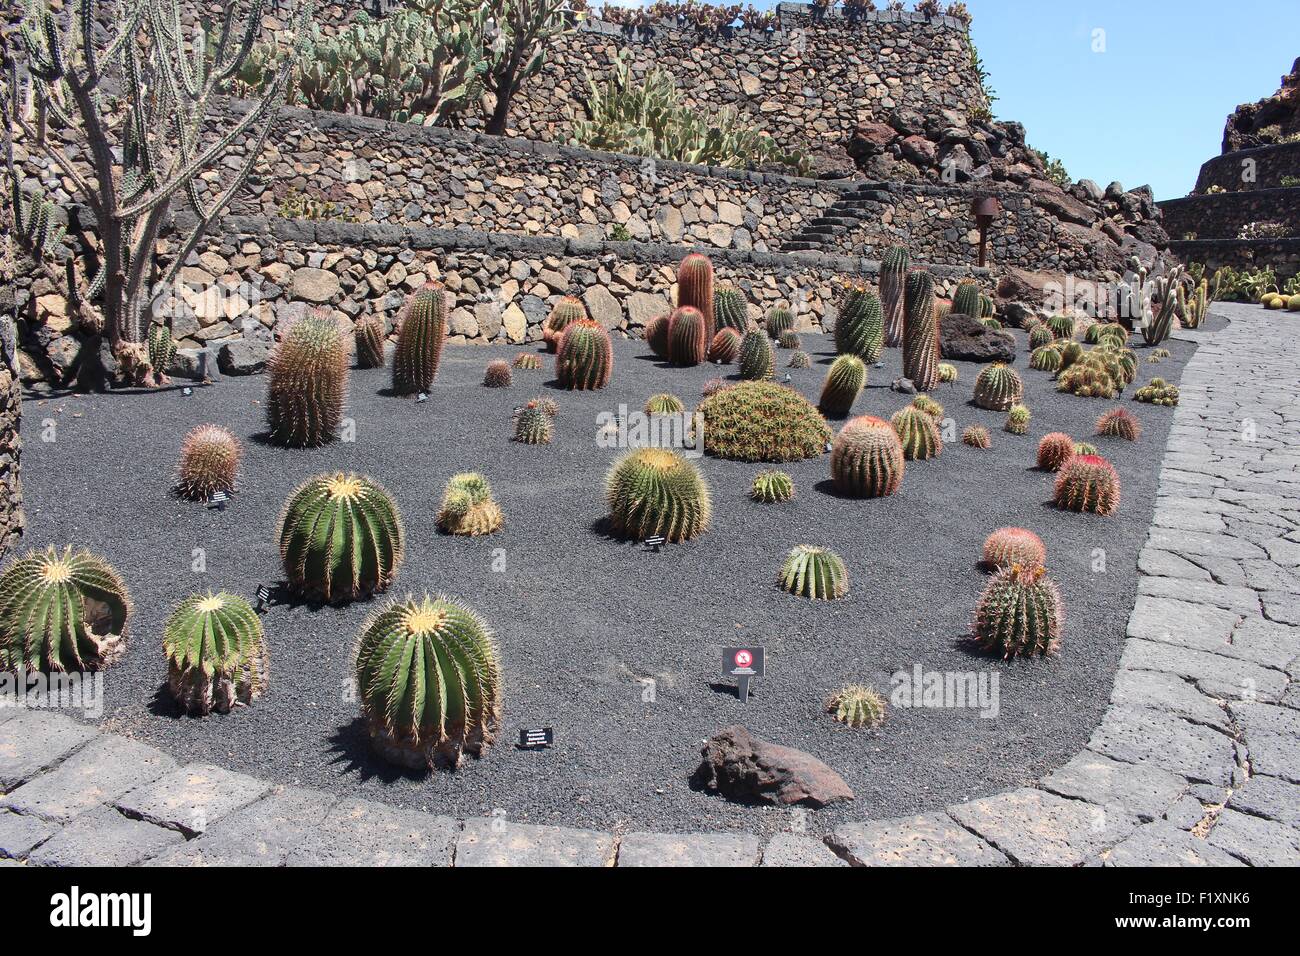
xmin=16 ymin=321 xmax=1206 ymax=837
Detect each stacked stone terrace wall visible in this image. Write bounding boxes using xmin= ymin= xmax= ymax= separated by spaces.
xmin=1194 ymin=142 xmax=1300 ymax=194
xmin=1160 ymin=189 xmax=1300 ymax=243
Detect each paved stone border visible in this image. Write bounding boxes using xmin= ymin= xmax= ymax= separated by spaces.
xmin=1 ymin=304 xmax=1296 ymax=866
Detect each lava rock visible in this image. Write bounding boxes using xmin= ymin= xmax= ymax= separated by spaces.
xmin=939 ymin=313 xmax=1016 ymax=364
xmin=692 ymin=725 xmax=854 ymax=808
xmin=891 ymin=377 xmax=917 ymax=394
xmin=218 ymin=339 xmax=272 ymax=376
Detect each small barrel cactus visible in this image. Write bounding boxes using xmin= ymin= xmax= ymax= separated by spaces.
xmin=831 ymin=415 xmax=905 ymax=498
xmin=148 ymin=323 xmax=177 ymax=378
xmin=1096 ymin=407 xmax=1141 ymax=440
xmin=279 ymin=473 xmax=405 ymax=603
xmin=677 ymin=253 xmax=716 ymax=340
xmin=606 ymin=448 xmax=711 ymax=543
xmin=903 ymin=269 xmax=940 ymax=391
xmin=708 ymin=328 xmax=742 ymax=364
xmin=513 ymin=352 xmax=543 ymax=370
xmin=543 ymin=296 xmax=587 ymax=353
xmin=0 ymin=547 xmax=131 ymax=672
xmin=556 ymin=319 xmax=613 ymax=390
xmin=892 ymin=406 xmax=943 ymax=460
xmin=952 ymin=279 xmax=982 ymax=317
xmin=979 ymin=294 xmax=996 ymax=319
xmin=981 ymin=317 xmax=1003 ymax=331
xmin=880 ymin=246 xmax=910 ymax=347
xmin=164 ymin=592 xmax=269 ymax=716
xmin=355 ymin=594 xmax=501 ymax=769
xmin=935 ymin=298 xmax=952 ymax=324
xmin=644 ymin=393 xmax=685 ymax=416
xmin=751 ymin=470 xmax=795 ymax=503
xmin=788 ymin=350 xmax=812 ymax=369
xmin=937 ymin=362 xmax=959 ymax=384
xmin=1134 ymin=377 xmax=1179 ymax=406
xmin=393 ymin=282 xmax=448 ymax=396
xmin=438 ymin=473 xmax=504 ymax=536
xmin=176 ymin=424 xmax=241 ymax=502
xmin=1057 ymin=340 xmax=1086 ymax=371
xmin=974 ymin=565 xmax=1063 ymax=658
xmin=835 ymin=283 xmax=884 ymax=363
xmin=354 ymin=316 xmax=385 ymax=369
xmin=266 ymin=311 xmax=348 ymax=447
xmin=714 ymin=286 xmax=748 ymax=332
xmin=645 ymin=313 xmax=670 ymax=358
xmin=1030 ymin=343 xmax=1063 ymax=372
xmin=1074 ymin=441 xmax=1098 ymax=456
xmin=981 ymin=527 xmax=1047 ymax=571
xmin=1046 ymin=315 xmax=1077 ymax=339
xmin=1054 ymin=454 xmax=1121 ymax=515
xmin=973 ymin=363 xmax=1024 ymax=411
xmin=1029 ymin=325 xmax=1055 ymax=350
xmin=513 ymin=400 xmax=554 ymax=445
xmin=818 ymin=354 xmax=867 ymax=418
xmin=780 ymin=545 xmax=849 ymax=600
xmin=765 ymin=305 xmax=795 ymax=339
xmin=962 ymin=425 xmax=991 ymax=448
xmin=483 ymin=359 xmax=512 ymax=388
xmin=738 ymin=328 xmax=776 ymax=381
xmin=667 ymin=306 xmax=708 ymax=367
xmin=827 ymin=684 xmax=886 ymax=728
xmin=912 ymin=394 xmax=944 ymax=419
xmin=1005 ymin=403 xmax=1031 ymax=435
xmin=1036 ymin=432 xmax=1076 ymax=471
xmin=777 ymin=329 xmax=802 ymax=350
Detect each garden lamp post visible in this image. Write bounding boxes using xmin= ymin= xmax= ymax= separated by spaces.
xmin=972 ymin=196 xmax=1002 ymax=268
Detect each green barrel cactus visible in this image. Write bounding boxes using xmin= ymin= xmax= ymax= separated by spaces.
xmin=765 ymin=306 xmax=795 ymax=340
xmin=891 ymin=406 xmax=943 ymax=460
xmin=1030 ymin=343 xmax=1063 ymax=372
xmin=979 ymin=293 xmax=996 ymax=319
xmin=148 ymin=323 xmax=177 ymax=377
xmin=513 ymin=400 xmax=554 ymax=445
xmin=880 ymin=245 xmax=910 ymax=347
xmin=973 ymin=363 xmax=1024 ymax=410
xmin=1074 ymin=441 xmax=1098 ymax=456
xmin=1036 ymin=432 xmax=1076 ymax=471
xmin=513 ymin=352 xmax=543 ymax=370
xmin=543 ymin=296 xmax=587 ymax=352
xmin=266 ymin=311 xmax=348 ymax=447
xmin=354 ymin=316 xmax=385 ymax=369
xmin=738 ymin=328 xmax=776 ymax=381
xmin=164 ymin=592 xmax=269 ymax=716
xmin=952 ymin=279 xmax=981 ymax=317
xmin=176 ymin=424 xmax=242 ymax=502
xmin=835 ymin=283 xmax=884 ymax=363
xmin=788 ymin=350 xmax=812 ymax=369
xmin=0 ymin=547 xmax=132 ymax=672
xmin=912 ymin=394 xmax=944 ymax=419
xmin=981 ymin=527 xmax=1047 ymax=571
xmin=962 ymin=425 xmax=992 ymax=448
xmin=438 ymin=473 xmax=504 ymax=536
xmin=1005 ymin=403 xmax=1031 ymax=435
xmin=1053 ymin=454 xmax=1120 ymax=515
xmin=667 ymin=306 xmax=708 ymax=367
xmin=974 ymin=565 xmax=1064 ymax=658
xmin=1057 ymin=340 xmax=1086 ymax=371
xmin=779 ymin=545 xmax=849 ymax=600
xmin=697 ymin=380 xmax=831 ymax=462
xmin=606 ymin=448 xmax=711 ymax=543
xmin=1029 ymin=324 xmax=1055 ymax=349
xmin=903 ymin=269 xmax=940 ymax=391
xmin=827 ymin=684 xmax=886 ymax=728
xmin=1046 ymin=315 xmax=1077 ymax=340
xmin=778 ymin=329 xmax=802 ymax=350
xmin=393 ymin=282 xmax=448 ymax=396
xmin=937 ymin=362 xmax=958 ymax=384
xmin=708 ymin=328 xmax=742 ymax=364
xmin=831 ymin=415 xmax=905 ymax=498
xmin=677 ymin=253 xmax=716 ymax=340
xmin=644 ymin=393 xmax=685 ymax=416
xmin=483 ymin=360 xmax=512 ymax=388
xmin=355 ymin=594 xmax=502 ymax=769
xmin=556 ymin=319 xmax=613 ymax=390
xmin=278 ymin=473 xmax=405 ymax=603
xmin=1096 ymin=407 xmax=1141 ymax=440
xmin=818 ymin=354 xmax=867 ymax=418
xmin=713 ymin=285 xmax=748 ymax=332
xmin=751 ymin=470 xmax=795 ymax=503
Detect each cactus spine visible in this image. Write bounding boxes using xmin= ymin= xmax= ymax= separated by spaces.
xmin=556 ymin=320 xmax=613 ymax=390
xmin=738 ymin=329 xmax=775 ymax=381
xmin=266 ymin=312 xmax=349 ymax=447
xmin=818 ymin=354 xmax=867 ymax=418
xmin=831 ymin=415 xmax=905 ymax=498
xmin=779 ymin=545 xmax=849 ymax=600
xmin=880 ymin=246 xmax=910 ymax=347
xmin=835 ymin=284 xmax=884 ymax=363
xmin=677 ymin=253 xmax=715 ymax=340
xmin=903 ymin=270 xmax=940 ymax=391
xmin=606 ymin=448 xmax=711 ymax=543
xmin=164 ymin=593 xmax=269 ymax=716
xmin=393 ymin=282 xmax=448 ymax=396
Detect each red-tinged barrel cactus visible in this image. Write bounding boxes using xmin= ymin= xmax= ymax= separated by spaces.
xmin=981 ymin=527 xmax=1047 ymax=571
xmin=164 ymin=592 xmax=269 ymax=716
xmin=556 ymin=319 xmax=613 ymax=390
xmin=836 ymin=282 xmax=884 ymax=363
xmin=176 ymin=424 xmax=241 ymax=502
xmin=266 ymin=311 xmax=348 ymax=447
xmin=645 ymin=313 xmax=670 ymax=358
xmin=1053 ymin=454 xmax=1121 ymax=515
xmin=831 ymin=415 xmax=905 ymax=498
xmin=819 ymin=354 xmax=867 ymax=418
xmin=891 ymin=406 xmax=943 ymax=460
xmin=708 ymin=327 xmax=742 ymax=364
xmin=1096 ymin=407 xmax=1141 ymax=441
xmin=355 ymin=594 xmax=502 ymax=769
xmin=677 ymin=253 xmax=716 ymax=340
xmin=903 ymin=269 xmax=940 ymax=391
xmin=543 ymin=296 xmax=587 ymax=353
xmin=973 ymin=363 xmax=1024 ymax=411
xmin=713 ymin=286 xmax=748 ymax=332
xmin=974 ymin=564 xmax=1063 ymax=658
xmin=483 ymin=360 xmax=512 ymax=388
xmin=606 ymin=448 xmax=711 ymax=543
xmin=278 ymin=473 xmax=405 ymax=603
xmin=392 ymin=282 xmax=447 ymax=396
xmin=354 ymin=316 xmax=385 ymax=369
xmin=0 ymin=547 xmax=132 ymax=672
xmin=1036 ymin=432 xmax=1076 ymax=471
xmin=667 ymin=306 xmax=708 ymax=366
xmin=880 ymin=246 xmax=910 ymax=347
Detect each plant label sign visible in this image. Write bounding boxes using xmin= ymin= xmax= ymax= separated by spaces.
xmin=723 ymin=646 xmax=765 ymax=704
xmin=518 ymin=727 xmax=554 ymax=750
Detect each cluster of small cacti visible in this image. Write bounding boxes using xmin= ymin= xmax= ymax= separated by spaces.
xmin=393 ymin=283 xmax=448 ymax=396
xmin=513 ymin=352 xmax=542 ymax=370
xmin=354 ymin=316 xmax=386 ymax=369
xmin=911 ymin=395 xmax=944 ymax=419
xmin=1055 ymin=348 xmax=1131 ymax=399
xmin=891 ymin=406 xmax=943 ymax=460
xmin=1004 ymin=404 xmax=1031 ymax=435
xmin=962 ymin=425 xmax=991 ymax=448
xmin=708 ymin=328 xmax=741 ymax=363
xmin=355 ymin=595 xmax=501 ymax=769
xmin=0 ymin=547 xmax=132 ymax=672
xmin=606 ymin=448 xmax=711 ymax=542
xmin=483 ymin=360 xmax=512 ymax=387
xmin=667 ymin=306 xmax=708 ymax=366
xmin=1053 ymin=455 xmax=1121 ymax=515
xmin=266 ymin=311 xmax=348 ymax=447
xmin=937 ymin=363 xmax=958 ymax=384
xmin=713 ymin=286 xmax=748 ymax=332
xmin=1036 ymin=432 xmax=1076 ymax=471
xmin=164 ymin=592 xmax=269 ymax=716
xmin=738 ymin=328 xmax=776 ymax=381
xmin=902 ymin=270 xmax=940 ymax=391
xmin=981 ymin=527 xmax=1047 ymax=571
xmin=697 ymin=380 xmax=831 ymax=462
xmin=1096 ymin=407 xmax=1141 ymax=440
xmin=788 ymin=350 xmax=812 ymax=369
xmin=972 ymin=363 xmax=1024 ymax=411
xmin=513 ymin=398 xmax=556 ymax=445
xmin=819 ymin=354 xmax=866 ymax=418
xmin=835 ymin=283 xmax=884 ymax=363
xmin=557 ymin=319 xmax=613 ymax=390
xmin=1046 ymin=315 xmax=1076 ymax=339
xmin=644 ymin=393 xmax=685 ymax=416
xmin=751 ymin=470 xmax=795 ymax=503
xmin=777 ymin=329 xmax=801 ymax=350
xmin=677 ymin=254 xmax=716 ymax=341
xmin=176 ymin=424 xmax=242 ymax=502
xmin=974 ymin=565 xmax=1063 ymax=658
xmin=543 ymin=296 xmax=587 ymax=352
xmin=438 ymin=473 xmax=505 ymax=536
xmin=779 ymin=545 xmax=848 ymax=600
xmin=880 ymin=246 xmax=910 ymax=347
xmin=826 ymin=684 xmax=886 ymax=728
xmin=765 ymin=305 xmax=795 ymax=340
xmin=278 ymin=473 xmax=405 ymax=603
xmin=831 ymin=415 xmax=905 ymax=498
xmin=1134 ymin=377 xmax=1179 ymax=406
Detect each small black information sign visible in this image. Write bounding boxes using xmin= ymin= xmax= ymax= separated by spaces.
xmin=722 ymin=646 xmax=765 ymax=703
xmin=255 ymin=584 xmax=272 ymax=613
xmin=518 ymin=727 xmax=554 ymax=750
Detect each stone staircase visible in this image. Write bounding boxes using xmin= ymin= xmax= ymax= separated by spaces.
xmin=781 ymin=183 xmax=893 ymax=253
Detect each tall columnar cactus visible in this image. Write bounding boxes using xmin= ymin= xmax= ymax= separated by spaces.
xmin=176 ymin=425 xmax=242 ymax=502
xmin=355 ymin=595 xmax=502 ymax=770
xmin=831 ymin=415 xmax=905 ymax=498
xmin=266 ymin=312 xmax=349 ymax=447
xmin=278 ymin=473 xmax=405 ymax=603
xmin=826 ymin=685 xmax=886 ymax=728
xmin=779 ymin=545 xmax=849 ymax=600
xmin=1143 ymin=265 xmax=1185 ymax=345
xmin=765 ymin=306 xmax=795 ymax=340
xmin=438 ymin=473 xmax=505 ymax=536
xmin=714 ymin=286 xmax=748 ymax=332
xmin=738 ymin=329 xmax=775 ymax=381
xmin=708 ymin=328 xmax=742 ymax=364
xmin=1053 ymin=455 xmax=1121 ymax=515
xmin=354 ymin=316 xmax=386 ymax=369
xmin=393 ymin=282 xmax=448 ymax=396
xmin=818 ymin=354 xmax=867 ymax=418
xmin=677 ymin=253 xmax=716 ymax=340
xmin=148 ymin=324 xmax=177 ymax=378
xmin=667 ymin=306 xmax=708 ymax=367
xmin=880 ymin=246 xmax=910 ymax=347
xmin=163 ymin=592 xmax=269 ymax=716
xmin=1036 ymin=432 xmax=1076 ymax=472
xmin=645 ymin=313 xmax=670 ymax=358
xmin=606 ymin=448 xmax=711 ymax=543
xmin=751 ymin=470 xmax=795 ymax=503
xmin=543 ymin=296 xmax=587 ymax=352
xmin=981 ymin=528 xmax=1047 ymax=571
xmin=972 ymin=363 xmax=1024 ymax=411
xmin=835 ymin=284 xmax=884 ymax=363
xmin=891 ymin=406 xmax=943 ymax=460
xmin=557 ymin=320 xmax=613 ymax=390
xmin=1096 ymin=407 xmax=1141 ymax=441
xmin=952 ymin=279 xmax=982 ymax=317
xmin=0 ymin=547 xmax=131 ymax=672
xmin=974 ymin=565 xmax=1064 ymax=659
xmin=513 ymin=399 xmax=554 ymax=445
xmin=903 ymin=270 xmax=940 ymax=391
